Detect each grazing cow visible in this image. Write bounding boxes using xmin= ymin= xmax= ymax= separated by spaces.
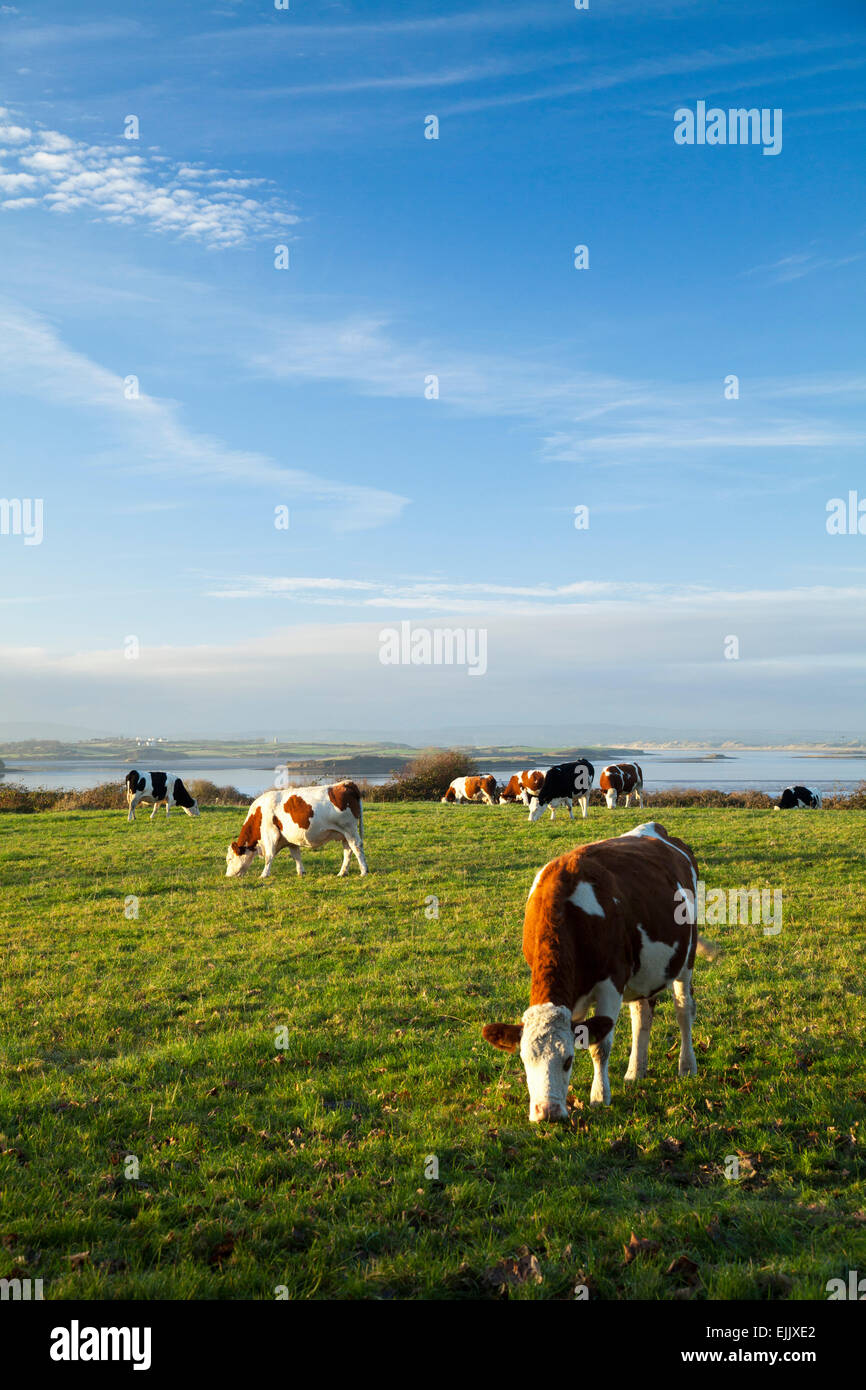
xmin=482 ymin=822 xmax=717 ymax=1121
xmin=499 ymin=774 xmax=525 ymax=804
xmin=600 ymin=762 xmax=643 ymax=809
xmin=774 ymin=785 xmax=822 ymax=810
xmin=226 ymin=782 xmax=368 ymax=880
xmin=527 ymin=759 xmax=595 ymax=822
xmin=441 ymin=775 xmax=498 ymax=806
xmin=125 ymin=770 xmax=200 ymax=823
xmin=500 ymin=770 xmax=545 ymax=805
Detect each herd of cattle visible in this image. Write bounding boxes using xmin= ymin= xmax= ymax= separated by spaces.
xmin=122 ymin=763 xmax=822 ymax=1121
xmin=439 ymin=762 xmax=823 ymax=816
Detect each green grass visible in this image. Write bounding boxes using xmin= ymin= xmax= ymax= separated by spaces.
xmin=1 ymin=804 xmax=864 ymax=1300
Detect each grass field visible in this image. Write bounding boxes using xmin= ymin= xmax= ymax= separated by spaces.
xmin=1 ymin=803 xmax=864 ymax=1300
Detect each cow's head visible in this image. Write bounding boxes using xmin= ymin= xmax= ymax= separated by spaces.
xmin=225 ymin=839 xmax=258 ymax=877
xmin=527 ymin=797 xmax=544 ymax=823
xmin=483 ymin=1003 xmax=575 ymax=1122
xmin=184 ymin=801 xmax=201 ymax=819
xmin=481 ymin=776 xmax=499 ymax=804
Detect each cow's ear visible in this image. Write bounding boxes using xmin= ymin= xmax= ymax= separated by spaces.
xmin=482 ymin=1022 xmax=523 ymax=1053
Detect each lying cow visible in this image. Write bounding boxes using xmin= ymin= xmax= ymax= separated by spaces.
xmin=527 ymin=759 xmax=594 ymax=822
xmin=774 ymin=785 xmax=822 ymax=810
xmin=600 ymin=762 xmax=643 ymax=808
xmin=482 ymin=822 xmax=717 ymax=1121
xmin=226 ymin=782 xmax=368 ymax=880
xmin=125 ymin=770 xmax=200 ymax=823
xmin=441 ymin=775 xmax=498 ymax=805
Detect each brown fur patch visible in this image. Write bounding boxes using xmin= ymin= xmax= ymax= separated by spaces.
xmin=464 ymin=776 xmax=481 ymax=800
xmin=284 ymin=795 xmax=314 ymax=829
xmin=271 ymin=814 xmax=289 ymax=849
xmin=328 ymin=781 xmax=361 ymax=820
xmin=500 ymin=774 xmax=523 ymax=802
xmin=523 ymin=770 xmax=544 ymax=794
xmin=600 ymin=763 xmax=642 ymax=795
xmin=522 ymin=828 xmax=699 ymax=1009
xmin=480 ymin=775 xmax=497 ymax=799
xmin=232 ymin=805 xmax=262 ymax=855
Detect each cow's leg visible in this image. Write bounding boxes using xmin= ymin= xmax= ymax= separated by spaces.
xmin=565 ymin=801 xmax=574 ymax=820
xmin=149 ymin=801 xmax=159 ymax=820
xmin=588 ymin=982 xmax=622 ymax=1105
xmin=672 ymin=973 xmax=697 ymax=1076
xmin=286 ymin=844 xmax=304 ymax=876
xmin=344 ymin=836 xmax=368 ymax=876
xmin=337 ymin=838 xmax=352 ymax=876
xmin=624 ymin=999 xmax=654 ymax=1082
xmin=165 ymin=802 xmax=171 ymax=817
xmin=549 ymin=805 xmax=556 ymax=821
xmin=127 ymin=795 xmax=138 ymax=824
xmin=636 ymin=787 xmax=644 ymax=808
xmin=578 ymin=795 xmax=589 ymax=819
xmin=605 ymin=790 xmax=617 ymax=809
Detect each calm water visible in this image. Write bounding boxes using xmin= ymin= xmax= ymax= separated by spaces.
xmin=2 ymin=750 xmax=864 ymax=797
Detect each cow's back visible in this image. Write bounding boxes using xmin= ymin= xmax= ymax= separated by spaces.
xmin=523 ymin=827 xmax=698 ymax=1005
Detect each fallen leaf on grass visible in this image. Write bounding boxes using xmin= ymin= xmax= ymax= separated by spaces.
xmin=623 ymin=1232 xmax=660 ymax=1265
xmin=207 ymin=1234 xmax=236 ymax=1267
xmin=481 ymin=1253 xmax=543 ymax=1291
xmin=665 ymin=1255 xmax=700 ymax=1285
xmin=67 ymin=1251 xmax=90 ymax=1270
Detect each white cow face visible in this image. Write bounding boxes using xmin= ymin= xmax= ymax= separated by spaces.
xmin=520 ymin=1004 xmax=575 ymax=1121
xmin=225 ymin=843 xmax=257 ymax=877
xmin=483 ymin=1003 xmax=575 ymax=1122
xmin=527 ymin=798 xmax=544 ymax=823
xmin=185 ymin=803 xmax=201 ymax=818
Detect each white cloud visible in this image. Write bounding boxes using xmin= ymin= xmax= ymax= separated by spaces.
xmin=0 ymin=109 xmax=296 ymax=247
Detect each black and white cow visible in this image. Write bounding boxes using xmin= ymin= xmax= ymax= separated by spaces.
xmin=527 ymin=759 xmax=595 ymax=822
xmin=774 ymin=785 xmax=822 ymax=810
xmin=125 ymin=770 xmax=200 ymax=823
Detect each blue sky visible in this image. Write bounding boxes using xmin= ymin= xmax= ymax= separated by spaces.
xmin=1 ymin=0 xmax=865 ymax=740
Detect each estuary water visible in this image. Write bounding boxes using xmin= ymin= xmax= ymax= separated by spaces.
xmin=2 ymin=749 xmax=863 ymax=797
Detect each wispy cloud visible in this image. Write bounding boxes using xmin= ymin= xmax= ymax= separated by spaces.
xmin=0 ymin=107 xmax=295 ymax=247
xmin=0 ymin=301 xmax=408 ymax=531
xmin=742 ymin=248 xmax=866 ymax=284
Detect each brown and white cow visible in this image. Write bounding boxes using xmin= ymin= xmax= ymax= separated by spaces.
xmin=499 ymin=770 xmax=544 ymax=805
xmin=600 ymin=762 xmax=643 ymax=809
xmin=482 ymin=823 xmax=716 ymax=1121
xmin=225 ymin=782 xmax=368 ymax=880
xmin=441 ymin=775 xmax=498 ymax=805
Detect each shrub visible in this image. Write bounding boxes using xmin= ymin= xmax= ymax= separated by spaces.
xmin=364 ymin=748 xmax=479 ymax=802
xmin=0 ymin=782 xmax=57 ymax=814
xmin=50 ymin=782 xmax=127 ymax=811
xmin=185 ymin=780 xmax=252 ymax=807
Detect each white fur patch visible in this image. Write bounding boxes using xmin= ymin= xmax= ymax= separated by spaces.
xmin=520 ymin=1003 xmax=575 ymax=1120
xmin=622 ymin=924 xmax=678 ymax=1001
xmin=569 ymin=880 xmax=606 ymax=917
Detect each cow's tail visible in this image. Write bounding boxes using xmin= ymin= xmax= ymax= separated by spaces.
xmin=696 ymin=934 xmax=720 ymax=963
